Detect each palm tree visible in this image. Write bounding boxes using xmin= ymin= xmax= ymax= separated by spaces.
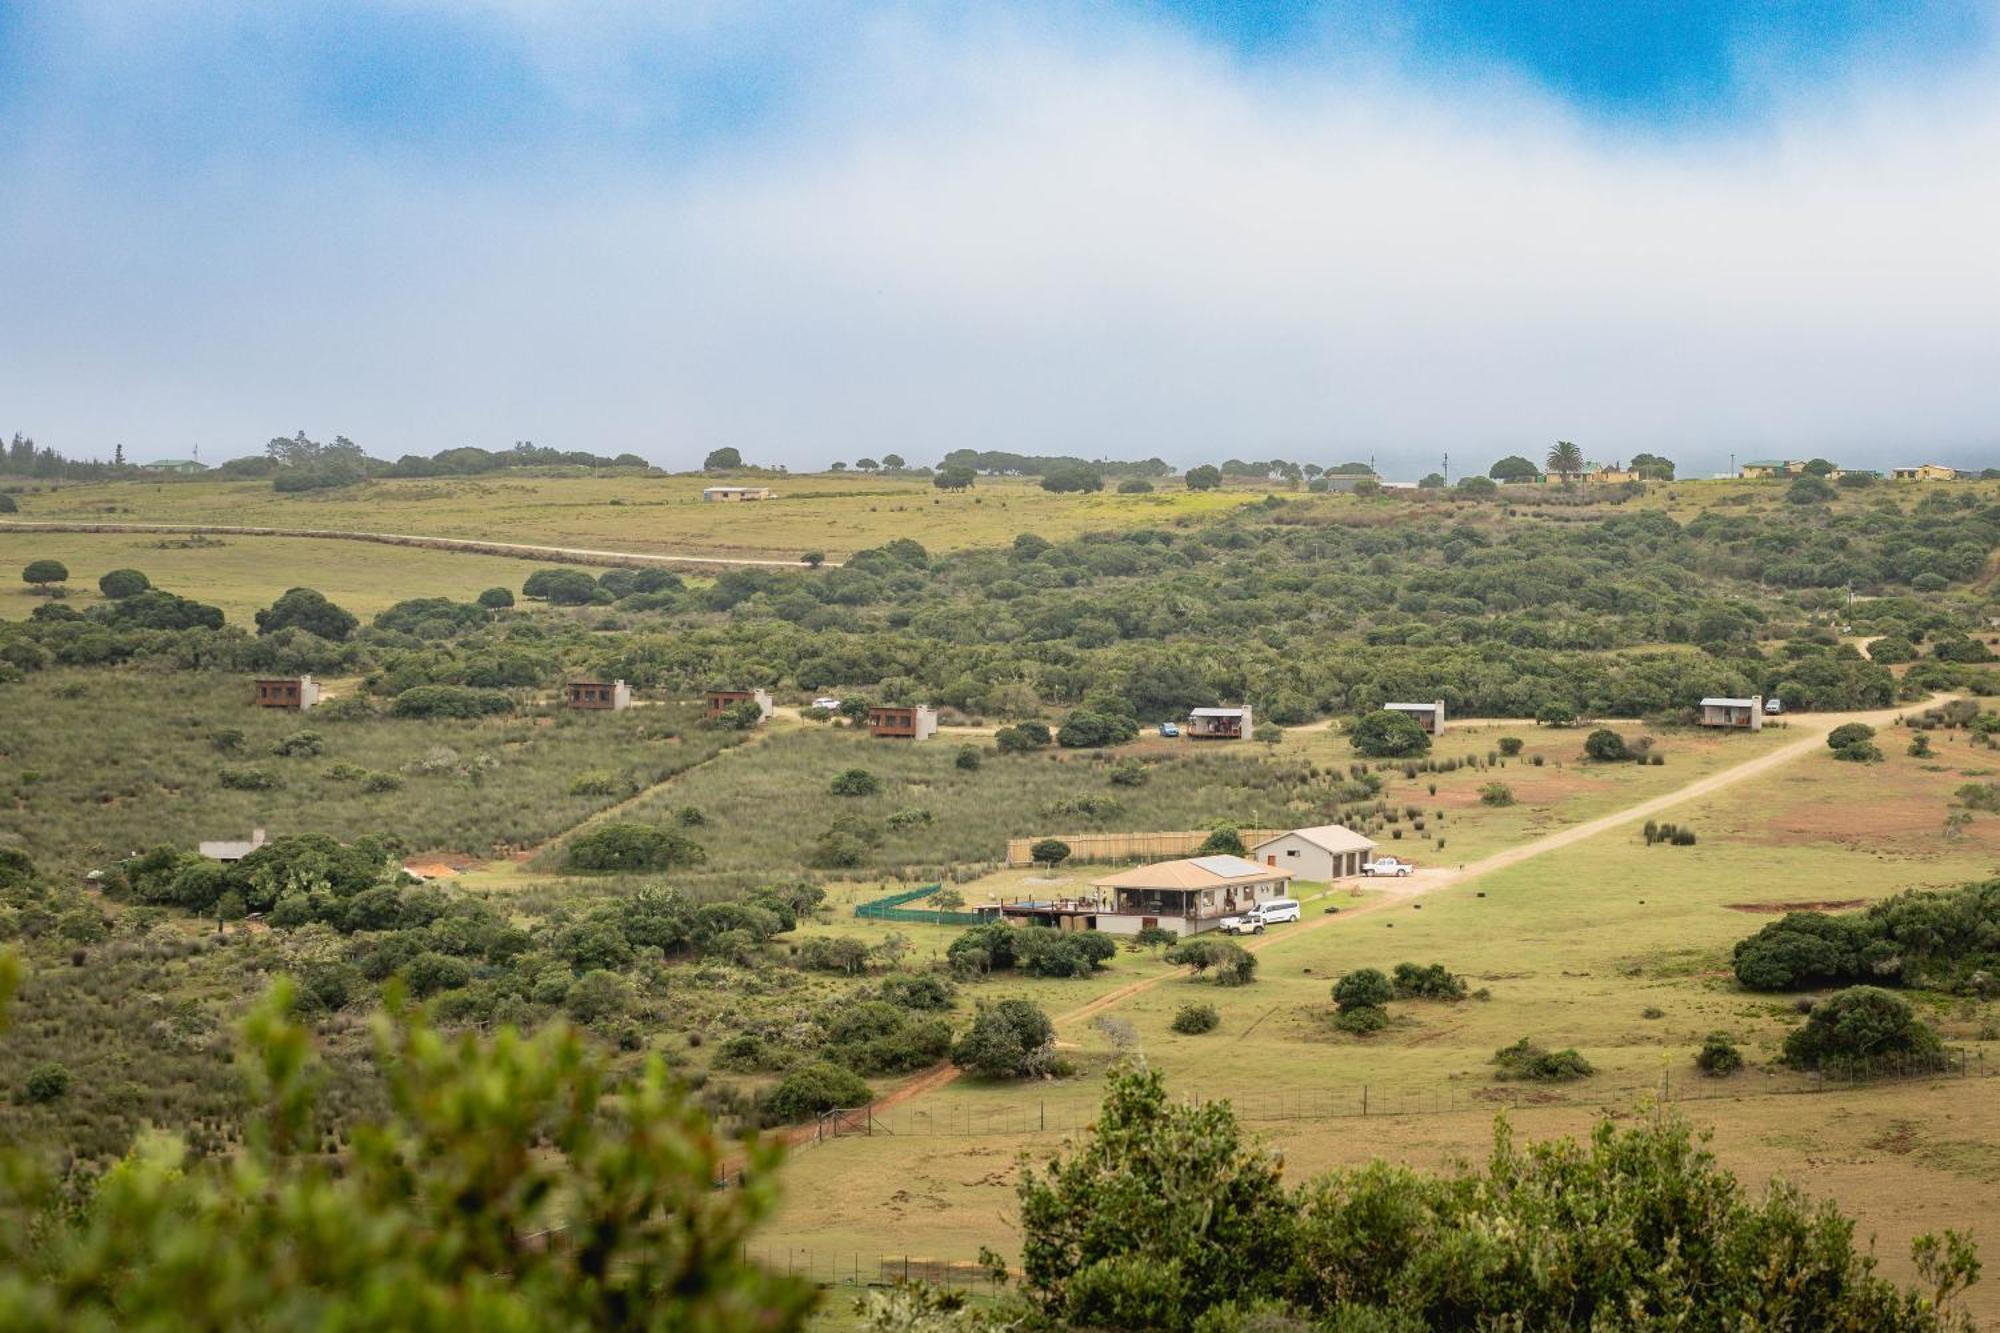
xmin=1546 ymin=440 xmax=1584 ymax=481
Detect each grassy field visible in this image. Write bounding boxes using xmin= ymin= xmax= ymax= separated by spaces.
xmin=0 ymin=531 xmax=549 ymax=624
xmin=759 ymin=716 xmax=2000 ymax=1324
xmin=3 ymin=472 xmax=1258 ymax=561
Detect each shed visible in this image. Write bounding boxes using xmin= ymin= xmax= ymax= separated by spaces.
xmin=1698 ymin=696 xmax=1763 ymax=731
xmin=1081 ymin=855 xmax=1295 ymax=937
xmin=867 ymin=704 xmax=937 ymax=741
xmin=1739 ymin=460 xmax=1801 ymax=479
xmin=1384 ymin=700 xmax=1446 ymax=734
xmin=1892 ymin=464 xmax=1956 ymax=482
xmin=566 ymin=679 xmax=632 ymax=710
xmin=254 ymin=676 xmax=320 ymax=710
xmin=703 ymin=485 xmax=775 ymax=502
xmin=706 ymin=688 xmax=774 ymax=721
xmin=1186 ymin=705 xmax=1253 ymax=740
xmin=200 ymin=827 xmax=268 ymax=862
xmin=1248 ymin=824 xmax=1377 ymax=880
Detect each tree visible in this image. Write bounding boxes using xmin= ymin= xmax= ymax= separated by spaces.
xmin=1183 ymin=464 xmax=1223 ymax=491
xmin=564 ymin=823 xmax=707 ymax=873
xmin=20 ymin=560 xmax=67 ymax=588
xmin=1782 ymin=986 xmax=1942 ymax=1070
xmin=703 ymin=446 xmax=743 ymax=469
xmin=951 ymin=999 xmax=1056 ymax=1079
xmin=521 ymin=567 xmax=599 ymax=605
xmin=96 ymin=568 xmax=151 ymax=599
xmin=0 ymin=977 xmax=817 ymax=1330
xmin=1197 ymin=825 xmax=1246 ymax=856
xmin=475 ymin=586 xmax=514 ymax=608
xmin=856 ymin=457 xmax=880 ymax=472
xmin=1030 ymin=838 xmax=1072 ymax=868
xmin=1546 ymin=440 xmax=1585 ymax=481
xmin=1583 ymin=728 xmax=1631 ymax=762
xmin=801 ymin=550 xmax=826 ymax=568
xmin=1332 ymin=967 xmax=1394 ymax=1011
xmin=1789 ymin=475 xmax=1836 ymax=504
xmin=1350 ymin=709 xmax=1431 ymax=758
xmin=0 ymin=494 xmax=16 ymax=513
xmin=1456 ymin=474 xmax=1498 ymax=497
xmin=1489 ymin=455 xmax=1539 ymax=483
xmin=1040 ymin=463 xmax=1104 ymax=494
xmin=1417 ymin=472 xmax=1445 ymax=489
xmin=881 ymin=453 xmax=906 ymax=469
xmin=1801 ymin=458 xmax=1837 ymax=477
xmin=1629 ymin=452 xmax=1676 ymax=480
xmin=254 ymin=587 xmax=358 ymax=640
xmin=934 ymin=465 xmax=975 ymax=491
xmin=1164 ymin=938 xmax=1255 ymax=985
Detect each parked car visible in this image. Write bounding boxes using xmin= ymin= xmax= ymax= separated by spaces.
xmin=1763 ymin=697 xmax=1784 ymax=715
xmin=1158 ymin=722 xmax=1180 ymax=738
xmin=1362 ymin=857 xmax=1415 ymax=877
xmin=1220 ymin=898 xmax=1301 ymax=934
xmin=811 ymin=696 xmax=842 ymax=711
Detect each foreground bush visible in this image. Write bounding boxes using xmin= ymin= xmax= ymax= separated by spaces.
xmin=1170 ymin=1002 xmax=1220 ymax=1034
xmin=1007 ymin=1065 xmax=1980 ymax=1331
xmin=0 ymin=966 xmax=816 ymax=1330
xmin=1731 ymin=881 xmax=2000 ymax=992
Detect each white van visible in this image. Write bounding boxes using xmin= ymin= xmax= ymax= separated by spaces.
xmin=1255 ymin=898 xmax=1302 ymax=925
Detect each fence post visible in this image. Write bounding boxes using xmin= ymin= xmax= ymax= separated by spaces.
xmin=1362 ymin=1084 xmax=1368 ymax=1117
xmin=1041 ymin=1099 xmax=1046 ymax=1131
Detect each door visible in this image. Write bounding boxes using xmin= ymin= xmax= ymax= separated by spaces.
xmin=1142 ymin=917 xmax=1158 ymax=931
xmin=1266 ymin=855 xmax=1276 ymax=866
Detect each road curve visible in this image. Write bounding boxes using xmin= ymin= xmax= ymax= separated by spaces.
xmin=0 ymin=520 xmax=834 ymax=570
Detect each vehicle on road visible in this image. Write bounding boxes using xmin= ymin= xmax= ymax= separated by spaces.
xmin=811 ymin=696 xmax=842 ymax=711
xmin=1158 ymin=722 xmax=1180 ymax=738
xmin=1764 ymin=697 xmax=1784 ymax=715
xmin=1362 ymin=857 xmax=1415 ymax=877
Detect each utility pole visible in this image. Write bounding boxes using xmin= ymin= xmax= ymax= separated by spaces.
xmin=1442 ymin=451 xmax=1449 ymax=485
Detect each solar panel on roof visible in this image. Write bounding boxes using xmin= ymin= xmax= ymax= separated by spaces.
xmin=1190 ymin=854 xmax=1264 ymax=877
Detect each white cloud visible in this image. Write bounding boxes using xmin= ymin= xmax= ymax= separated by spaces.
xmin=2 ymin=5 xmax=1997 ymax=473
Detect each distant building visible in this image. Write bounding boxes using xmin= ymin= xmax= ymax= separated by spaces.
xmin=1248 ymin=825 xmax=1377 ymax=880
xmin=1319 ymin=474 xmax=1377 ymax=493
xmin=706 ymin=688 xmax=774 ymax=721
xmin=867 ymin=704 xmax=937 ymax=740
xmin=199 ymin=827 xmax=268 ymax=862
xmin=1384 ymin=700 xmax=1446 ymax=735
xmin=1541 ymin=465 xmax=1637 ymax=486
xmin=1698 ymin=696 xmax=1764 ymax=731
xmin=703 ymin=485 xmax=775 ymax=502
xmin=254 ymin=676 xmax=320 ymax=710
xmin=1892 ymin=464 xmax=1957 ymax=482
xmin=142 ymin=458 xmax=207 ymax=475
xmin=1739 ymin=460 xmax=1802 ymax=480
xmin=1186 ymin=705 xmax=1253 ymax=741
xmin=1086 ymin=855 xmax=1295 ymax=937
xmin=566 ymin=679 xmax=632 ymax=710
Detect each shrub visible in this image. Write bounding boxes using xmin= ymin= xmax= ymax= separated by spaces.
xmin=808 ymin=831 xmax=869 ymax=869
xmin=254 ymin=587 xmax=358 ymax=640
xmin=1056 ymin=712 xmax=1138 ymax=749
xmin=878 ymin=973 xmax=955 ymax=1010
xmin=360 ymin=771 xmax=403 ymax=793
xmin=955 ymin=744 xmax=982 ymax=770
xmin=1196 ymin=825 xmax=1246 ymax=856
xmin=1491 ymin=1037 xmax=1594 ymax=1082
xmin=272 ymin=730 xmax=325 ymax=757
xmin=1833 ymin=741 xmax=1883 ymax=763
xmin=1030 ymin=838 xmax=1072 ymax=868
xmin=1333 ymin=1004 xmax=1389 ymax=1034
xmin=390 ymin=685 xmax=514 ymax=719
xmin=1390 ymin=961 xmax=1467 ymax=1001
xmin=951 ymin=999 xmax=1057 ymax=1079
xmin=1478 ymin=782 xmax=1514 ymax=807
xmin=763 ymin=1061 xmax=873 ymax=1123
xmin=1867 ymin=636 xmax=1916 ymax=664
xmin=217 ymin=765 xmax=282 ymax=791
xmin=1781 ymin=986 xmax=1942 ymax=1071
xmin=1332 ymin=968 xmax=1394 ymax=1010
xmin=829 ymin=768 xmax=881 ymax=797
xmin=1108 ymin=758 xmax=1149 ymax=787
xmin=1116 ymin=478 xmax=1154 ymax=494
xmin=1350 ymin=710 xmax=1430 ymax=758
xmin=1166 ymin=938 xmax=1256 ymax=986
xmin=1696 ymin=1033 xmax=1744 ymax=1076
xmin=796 ymin=936 xmax=871 ymax=975
xmin=567 ymin=772 xmax=621 ymax=797
xmin=1536 ymin=701 xmax=1577 ymax=727
xmin=1827 ymin=722 xmax=1876 ymax=751
xmin=823 ymin=1001 xmax=952 ymax=1075
xmin=96 ymin=568 xmax=151 ymax=599
xmin=564 ymin=969 xmax=631 ymax=1024
xmin=21 ymin=559 xmax=69 ymax=588
xmin=1582 ymin=729 xmax=1630 ymax=762
xmin=1498 ymin=736 xmax=1524 ymax=756
xmin=995 ymin=722 xmax=1053 ymax=753
xmin=404 ymin=951 xmax=473 ymax=997
xmin=1170 ymin=1002 xmax=1220 ymax=1034
xmin=476 ymin=586 xmax=515 ymax=609
xmin=1016 ymin=929 xmax=1117 ymax=978
xmin=24 ymin=1062 xmax=71 ymax=1104
xmin=564 ymin=823 xmax=706 ymax=874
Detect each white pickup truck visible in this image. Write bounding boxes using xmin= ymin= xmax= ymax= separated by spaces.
xmin=1362 ymin=856 xmax=1415 ymax=877
xmin=1220 ymin=898 xmax=1301 ymax=934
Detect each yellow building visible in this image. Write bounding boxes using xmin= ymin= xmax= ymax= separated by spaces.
xmin=1738 ymin=459 xmax=1801 ymax=480
xmin=1891 ymin=464 xmax=1957 ymax=482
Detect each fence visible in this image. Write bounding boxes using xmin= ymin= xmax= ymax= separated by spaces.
xmin=741 ymin=1247 xmax=1003 ymax=1294
xmin=853 ymin=884 xmax=984 ymax=926
xmin=1003 ymin=828 xmax=1286 ymax=867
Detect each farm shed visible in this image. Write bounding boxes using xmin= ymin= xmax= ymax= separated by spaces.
xmin=702 ymin=485 xmax=775 ymax=501
xmin=1084 ymin=855 xmax=1294 ymax=937
xmin=1384 ymin=700 xmax=1446 ymax=735
xmin=867 ymin=704 xmax=937 ymax=741
xmin=1698 ymin=696 xmax=1763 ymax=731
xmin=566 ymin=679 xmax=632 ymax=711
xmin=706 ymin=688 xmax=773 ymax=721
xmin=1248 ymin=824 xmax=1376 ymax=880
xmin=199 ymin=827 xmax=267 ymax=862
xmin=254 ymin=676 xmax=320 ymax=710
xmin=1186 ymin=705 xmax=1253 ymax=740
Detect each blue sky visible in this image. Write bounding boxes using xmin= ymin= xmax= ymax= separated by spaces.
xmin=2 ymin=1 xmax=1997 ymax=472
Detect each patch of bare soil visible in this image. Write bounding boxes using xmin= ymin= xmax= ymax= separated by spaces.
xmin=1724 ymin=899 xmax=1866 ymax=914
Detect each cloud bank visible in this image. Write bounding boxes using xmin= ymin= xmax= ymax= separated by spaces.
xmin=2 ymin=3 xmax=1997 ymax=475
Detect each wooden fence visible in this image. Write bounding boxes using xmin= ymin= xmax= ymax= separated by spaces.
xmin=1004 ymin=829 xmax=1286 ymax=868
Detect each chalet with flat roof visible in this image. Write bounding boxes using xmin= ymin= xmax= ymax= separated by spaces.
xmin=1249 ymin=824 xmax=1376 ymax=880
xmin=254 ymin=676 xmax=320 ymax=710
xmin=1698 ymin=696 xmax=1763 ymax=731
xmin=1186 ymin=705 xmax=1252 ymax=741
xmin=867 ymin=704 xmax=937 ymax=741
xmin=706 ymin=688 xmax=774 ymax=721
xmin=702 ymin=485 xmax=774 ymax=502
xmin=1739 ymin=460 xmax=1802 ymax=480
xmin=566 ymin=679 xmax=632 ymax=711
xmin=1384 ymin=700 xmax=1446 ymax=735
xmin=1892 ymin=464 xmax=1957 ymax=482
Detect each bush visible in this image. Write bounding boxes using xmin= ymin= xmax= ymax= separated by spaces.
xmin=390 ymin=685 xmax=514 ymax=719
xmin=520 ymin=568 xmax=600 ymax=606
xmin=1057 ymin=712 xmax=1138 ymax=749
xmin=1332 ymin=968 xmax=1394 ymax=1010
xmin=823 ymin=1001 xmax=952 ymax=1075
xmin=1497 ymin=736 xmax=1524 ymax=756
xmin=1030 ymin=838 xmax=1072 ymax=868
xmin=951 ymin=999 xmax=1057 ymax=1079
xmin=1833 ymin=741 xmax=1883 ymax=763
xmin=995 ymin=721 xmax=1053 ymax=753
xmin=1868 ymin=636 xmax=1916 ymax=664
xmin=1016 ymin=928 xmax=1117 ymax=978
xmin=360 ymin=771 xmax=403 ymax=793
xmin=796 ymin=936 xmax=871 ymax=975
xmin=217 ymin=765 xmax=282 ymax=791
xmin=1333 ymin=1004 xmax=1389 ymax=1034
xmin=1108 ymin=758 xmax=1149 ymax=787
xmin=21 ymin=559 xmax=69 ymax=587
xmin=829 ymin=768 xmax=881 ymax=797
xmin=1116 ymin=478 xmax=1154 ymax=494
xmin=1536 ymin=701 xmax=1578 ymax=727
xmin=1491 ymin=1037 xmax=1594 ymax=1082
xmin=1390 ymin=961 xmax=1468 ymax=1001
xmin=1350 ymin=710 xmax=1430 ymax=758
xmin=96 ymin=568 xmax=151 ymax=599
xmin=272 ymin=730 xmax=325 ymax=758
xmin=763 ymin=1061 xmax=873 ymax=1123
xmin=564 ymin=970 xmax=631 ymax=1024
xmin=878 ymin=973 xmax=955 ymax=1010
xmin=955 ymin=744 xmax=982 ymax=770
xmin=1166 ymin=937 xmax=1257 ymax=986
xmin=1696 ymin=1033 xmax=1744 ymax=1076
xmin=254 ymin=587 xmax=358 ymax=640
xmin=24 ymin=1062 xmax=71 ymax=1104
xmin=1781 ymin=986 xmax=1942 ymax=1071
xmin=404 ymin=951 xmax=473 ymax=997
xmin=1170 ymin=1002 xmax=1221 ymax=1034
xmin=1582 ymin=729 xmax=1630 ymax=762
xmin=564 ymin=823 xmax=707 ymax=874
xmin=1478 ymin=782 xmax=1514 ymax=807
xmin=1196 ymin=825 xmax=1246 ymax=856
xmin=1827 ymin=722 xmax=1876 ymax=751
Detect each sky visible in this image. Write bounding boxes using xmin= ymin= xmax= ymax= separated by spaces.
xmin=2 ymin=1 xmax=1997 ymax=476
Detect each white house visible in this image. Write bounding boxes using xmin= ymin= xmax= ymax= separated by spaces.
xmin=1698 ymin=696 xmax=1764 ymax=731
xmin=1248 ymin=824 xmax=1377 ymax=880
xmin=1187 ymin=705 xmax=1253 ymax=740
xmin=1384 ymin=700 xmax=1446 ymax=735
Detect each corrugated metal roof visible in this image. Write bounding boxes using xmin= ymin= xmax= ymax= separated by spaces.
xmin=1091 ymin=856 xmax=1291 ymax=890
xmin=1252 ymin=824 xmax=1376 ymax=855
xmin=1189 ymin=707 xmax=1248 ymax=717
xmin=1700 ymin=697 xmax=1756 ymax=707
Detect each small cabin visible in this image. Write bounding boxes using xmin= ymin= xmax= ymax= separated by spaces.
xmin=254 ymin=676 xmax=320 ymax=710
xmin=867 ymin=704 xmax=937 ymax=741
xmin=1698 ymin=696 xmax=1763 ymax=731
xmin=566 ymin=679 xmax=632 ymax=711
xmin=706 ymin=688 xmax=774 ymax=722
xmin=1186 ymin=705 xmax=1253 ymax=741
xmin=1248 ymin=824 xmax=1377 ymax=880
xmin=703 ymin=485 xmax=775 ymax=502
xmin=1891 ymin=464 xmax=1957 ymax=482
xmin=1384 ymin=700 xmax=1446 ymax=735
xmin=200 ymin=827 xmax=268 ymax=862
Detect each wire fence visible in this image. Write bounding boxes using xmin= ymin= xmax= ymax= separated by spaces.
xmin=854 ymin=884 xmax=983 ymax=926
xmin=743 ymin=1247 xmax=1002 ymax=1293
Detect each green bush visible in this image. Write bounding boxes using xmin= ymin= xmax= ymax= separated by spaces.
xmin=954 ymin=744 xmax=982 ymax=770
xmin=476 ymin=586 xmax=515 ymax=609
xmin=1170 ymin=1002 xmax=1220 ymax=1034
xmin=766 ymin=1060 xmax=876 ymax=1124
xmin=822 ymin=1001 xmax=951 ymax=1075
xmin=1781 ymin=987 xmax=1942 ymax=1071
xmin=21 ymin=559 xmax=69 ymax=587
xmin=878 ymin=973 xmax=955 ymax=1010
xmin=1196 ymin=825 xmax=1246 ymax=856
xmin=1491 ymin=1037 xmax=1594 ymax=1082
xmin=1332 ymin=1004 xmax=1389 ymax=1034
xmin=1350 ymin=710 xmax=1430 ymax=758
xmin=564 ymin=823 xmax=706 ymax=874
xmin=96 ymin=568 xmax=151 ymax=599
xmin=1478 ymin=781 xmax=1514 ymax=806
xmin=1030 ymin=838 xmax=1071 ymax=867
xmin=1696 ymin=1033 xmax=1744 ymax=1076
xmin=951 ymin=999 xmax=1056 ymax=1079
xmin=1583 ymin=728 xmax=1630 ymax=762
xmin=1166 ymin=937 xmax=1257 ymax=986
xmin=1833 ymin=740 xmax=1883 ymax=763
xmin=272 ymin=731 xmax=325 ymax=757
xmin=1497 ymin=736 xmax=1524 ymax=756
xmin=217 ymin=765 xmax=282 ymax=791
xmin=1390 ymin=962 xmax=1467 ymax=1001
xmin=1056 ymin=712 xmax=1138 ymax=749
xmin=254 ymin=587 xmax=358 ymax=640
xmin=390 ymin=685 xmax=513 ymax=719
xmin=1827 ymin=722 xmax=1876 ymax=751
xmin=24 ymin=1061 xmax=71 ymax=1104
xmin=1332 ymin=968 xmax=1394 ymax=1010
xmin=829 ymin=768 xmax=880 ymax=797
xmin=1108 ymin=758 xmax=1149 ymax=787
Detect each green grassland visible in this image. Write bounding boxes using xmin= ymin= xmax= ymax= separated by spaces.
xmin=4 ymin=472 xmax=1259 ymax=561
xmin=0 ymin=531 xmax=548 ymax=624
